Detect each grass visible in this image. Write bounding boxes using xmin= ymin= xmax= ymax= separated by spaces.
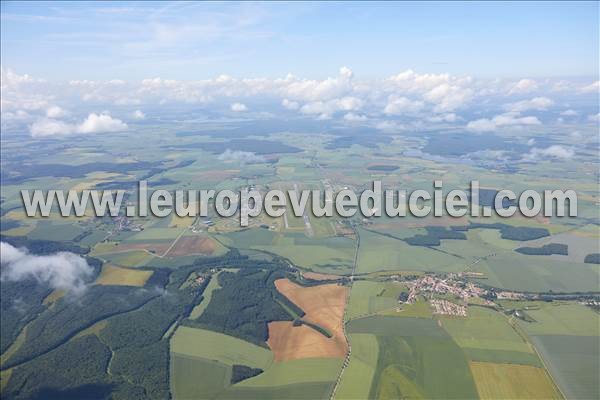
xmin=372 ymin=335 xmax=478 ymax=399
xmin=189 ymin=273 xmax=221 ymax=319
xmin=463 ymin=348 xmax=542 ymax=367
xmin=347 ymin=315 xmax=447 ymax=337
xmin=170 ymin=326 xmax=273 ymax=369
xmin=441 ymin=306 xmax=533 ymax=353
xmin=470 ymin=362 xmax=561 ymax=399
xmin=222 ymin=229 xmax=355 ymax=274
xmin=472 ymin=253 xmax=600 ymax=293
xmin=170 ymin=354 xmax=231 ymax=400
xmin=346 ymin=281 xmax=399 ymax=321
xmin=94 ymin=264 xmax=153 ymax=286
xmin=380 ymin=298 xmax=433 ymax=318
xmin=235 ymin=358 xmax=342 ymax=387
xmin=27 ymin=220 xmax=86 ymax=241
xmin=517 ymin=302 xmax=600 ymax=336
xmin=512 ymin=302 xmax=599 ymax=399
xmin=336 ymin=334 xmax=379 ymax=400
xmin=223 ymin=381 xmax=336 ymax=400
xmin=344 ymin=316 xmax=478 ymax=399
xmin=357 ymin=228 xmax=464 ymax=274
xmin=125 ymin=227 xmax=184 ymax=242
xmin=99 ymin=250 xmax=155 ymax=267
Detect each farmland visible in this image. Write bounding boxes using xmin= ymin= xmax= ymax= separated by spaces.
xmin=1 ymin=82 xmax=599 ymax=400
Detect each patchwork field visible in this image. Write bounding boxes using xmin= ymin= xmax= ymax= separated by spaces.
xmin=94 ymin=264 xmax=153 ymax=286
xmin=169 ymin=326 xmax=341 ymax=399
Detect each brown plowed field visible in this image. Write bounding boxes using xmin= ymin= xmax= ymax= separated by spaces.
xmin=267 ymin=278 xmax=348 ymax=362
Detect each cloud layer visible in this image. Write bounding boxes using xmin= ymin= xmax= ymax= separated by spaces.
xmin=2 ymin=66 xmax=598 ymax=137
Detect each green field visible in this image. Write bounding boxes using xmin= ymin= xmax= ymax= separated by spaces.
xmin=170 ymin=326 xmax=273 ymax=369
xmin=171 ymin=354 xmax=231 ymax=400
xmin=345 ymin=281 xmax=403 ymax=321
xmin=345 ymin=316 xmax=478 ymax=399
xmin=236 ymin=358 xmax=342 ymax=387
xmin=441 ymin=306 xmax=533 ymax=354
xmin=514 ymin=302 xmax=600 ymax=399
xmin=357 ymin=228 xmax=465 ymax=274
xmin=221 ymin=229 xmax=355 ymax=274
xmin=336 ymin=334 xmax=379 ymax=400
xmin=188 ymin=274 xmax=222 ymax=319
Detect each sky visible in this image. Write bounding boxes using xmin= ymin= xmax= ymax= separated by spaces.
xmin=1 ymin=1 xmax=598 ymax=81
xmin=1 ymin=1 xmax=598 ymax=142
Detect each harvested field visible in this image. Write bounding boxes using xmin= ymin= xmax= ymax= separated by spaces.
xmin=302 ymin=272 xmax=343 ymax=281
xmin=268 ymin=322 xmax=346 ymax=361
xmin=166 ymin=235 xmax=220 ymax=257
xmin=268 ymin=279 xmax=348 ymax=362
xmin=95 ymin=264 xmax=153 ymax=286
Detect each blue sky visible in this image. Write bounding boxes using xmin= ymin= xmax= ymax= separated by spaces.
xmin=1 ymin=1 xmax=598 ymax=81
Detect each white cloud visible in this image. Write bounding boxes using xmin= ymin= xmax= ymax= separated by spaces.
xmin=423 ymin=83 xmax=473 ymax=112
xmin=504 ymin=97 xmax=553 ymax=112
xmin=217 ymin=149 xmax=265 ymax=164
xmin=560 ymin=109 xmax=578 ymax=116
xmin=30 ymin=113 xmax=128 ymax=137
xmin=0 ymin=67 xmax=37 ymax=90
xmin=281 ymin=98 xmax=299 ymax=110
xmin=45 ymin=105 xmax=66 ymax=118
xmin=77 ymin=113 xmax=128 ymax=134
xmin=588 ymin=113 xmax=600 ymax=123
xmin=508 ymin=78 xmax=538 ymax=94
xmin=383 ymin=96 xmax=424 ymax=115
xmin=230 ymin=102 xmax=247 ymax=112
xmin=467 ymin=112 xmax=541 ymax=132
xmin=30 ymin=118 xmax=76 ymax=137
xmin=132 ymin=109 xmax=146 ymax=119
xmin=429 ymin=113 xmax=458 ymax=123
xmin=524 ymin=145 xmax=575 ymax=161
xmin=300 ymin=96 xmax=363 ymax=119
xmin=0 ymin=242 xmax=94 ymax=295
xmin=343 ymin=112 xmax=367 ymax=122
xmin=580 ymin=80 xmax=599 ymax=93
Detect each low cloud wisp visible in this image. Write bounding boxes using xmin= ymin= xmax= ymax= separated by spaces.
xmin=0 ymin=242 xmax=95 ymax=295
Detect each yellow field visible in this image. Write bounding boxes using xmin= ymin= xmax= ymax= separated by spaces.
xmin=95 ymin=264 xmax=153 ymax=287
xmin=69 ymin=172 xmax=124 ymax=192
xmin=74 ymin=320 xmax=108 ymax=339
xmin=42 ymin=290 xmax=66 ymax=308
xmin=169 ymin=204 xmax=197 ymax=228
xmin=0 ymin=369 xmax=12 ymax=393
xmin=470 ymin=362 xmax=561 ymax=399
